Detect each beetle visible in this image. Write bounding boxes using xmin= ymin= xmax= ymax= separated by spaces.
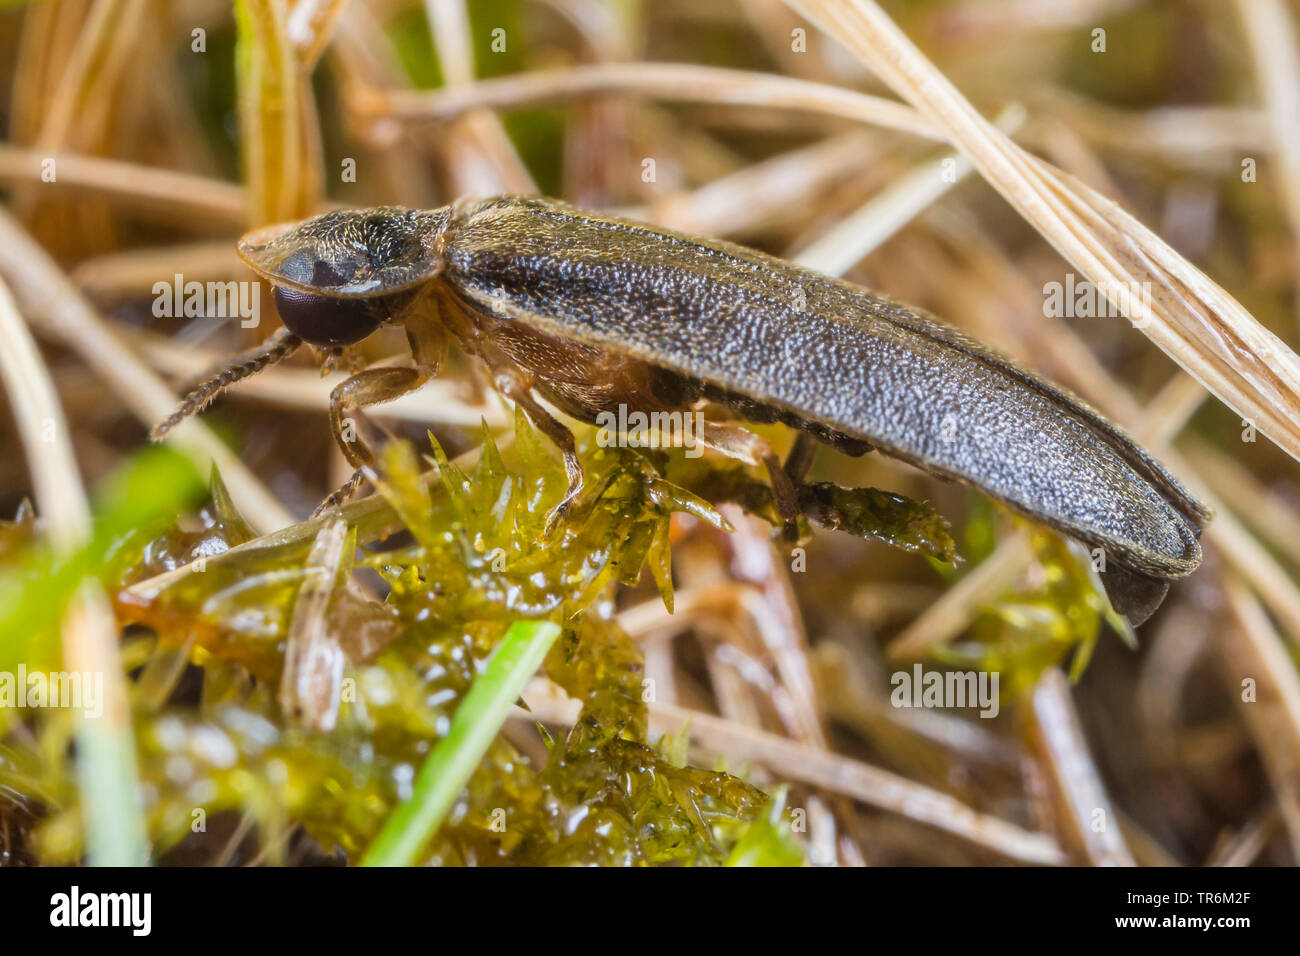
xmin=153 ymin=195 xmax=1211 ymax=626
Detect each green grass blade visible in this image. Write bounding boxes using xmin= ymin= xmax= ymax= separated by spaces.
xmin=75 ymin=677 xmax=150 ymax=866
xmin=361 ymin=620 xmax=562 ymax=866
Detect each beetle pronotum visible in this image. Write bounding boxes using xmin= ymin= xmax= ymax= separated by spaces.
xmin=153 ymin=196 xmax=1210 ymax=626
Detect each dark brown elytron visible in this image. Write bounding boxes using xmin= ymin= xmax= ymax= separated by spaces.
xmin=153 ymin=196 xmax=1211 ymax=626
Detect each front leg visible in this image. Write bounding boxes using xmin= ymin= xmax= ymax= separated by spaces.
xmin=316 ymin=366 xmax=427 ymax=515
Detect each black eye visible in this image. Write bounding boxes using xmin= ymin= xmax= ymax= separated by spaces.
xmin=280 ymin=250 xmax=355 ymax=289
xmin=273 ymin=286 xmax=388 ymax=347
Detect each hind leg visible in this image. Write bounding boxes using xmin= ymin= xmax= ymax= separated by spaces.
xmin=783 ymin=432 xmax=818 ymax=485
xmin=695 ymin=420 xmax=803 ymax=540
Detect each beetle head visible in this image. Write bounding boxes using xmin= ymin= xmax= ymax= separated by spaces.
xmin=237 ymin=206 xmax=449 ymax=347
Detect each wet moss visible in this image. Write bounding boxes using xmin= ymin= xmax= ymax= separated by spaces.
xmin=0 ymin=398 xmax=984 ymax=865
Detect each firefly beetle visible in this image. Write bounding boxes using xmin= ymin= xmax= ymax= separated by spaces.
xmin=153 ymin=196 xmax=1211 ymax=626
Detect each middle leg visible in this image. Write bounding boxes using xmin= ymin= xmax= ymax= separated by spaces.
xmin=488 ymin=366 xmax=585 ymax=534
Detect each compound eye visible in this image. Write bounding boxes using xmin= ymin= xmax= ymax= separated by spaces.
xmin=272 ymin=285 xmax=387 ymax=347
xmin=279 ymin=250 xmax=355 ymax=290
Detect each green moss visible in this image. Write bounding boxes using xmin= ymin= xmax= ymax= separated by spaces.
xmin=0 ymin=405 xmax=973 ymax=865
xmin=932 ymin=525 xmax=1120 ymax=695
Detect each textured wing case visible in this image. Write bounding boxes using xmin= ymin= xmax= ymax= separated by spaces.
xmin=444 ymin=196 xmax=1208 ymax=579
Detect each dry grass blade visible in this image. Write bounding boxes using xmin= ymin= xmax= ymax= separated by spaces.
xmin=930 ymin=0 xmax=1140 ymax=36
xmin=0 ymin=277 xmax=89 ymax=548
xmin=279 ymin=517 xmax=349 ymax=732
xmin=422 ymin=0 xmax=537 ymax=195
xmin=1176 ymin=471 xmax=1300 ymax=650
xmin=237 ymin=0 xmax=313 ymax=225
xmin=1209 ymin=806 xmax=1281 ymax=867
xmin=1027 ymin=669 xmax=1136 ymax=866
xmin=1 ymin=0 xmax=1293 ymax=870
xmin=287 ymin=0 xmax=351 ymax=70
xmin=888 ymin=533 xmax=1032 ymax=661
xmin=645 ymin=131 xmax=880 ymax=236
xmin=1035 ymin=90 xmax=1269 ymax=161
xmin=615 ymin=584 xmax=759 ymax=639
xmin=815 ymin=641 xmax=1020 ymax=769
xmin=1183 ymin=440 xmax=1300 ymax=571
xmin=32 ymin=0 xmax=145 ymax=151
xmin=793 ymin=105 xmax=1024 ymax=273
xmin=786 ymin=0 xmax=1300 ymax=466
xmin=1236 ymin=0 xmax=1300 ymax=312
xmin=72 ymin=242 xmax=245 ymax=300
xmin=1219 ymin=579 xmax=1300 ymax=859
xmin=353 ymin=61 xmax=944 ymax=143
xmin=0 ymin=145 xmax=247 ymax=226
xmin=0 ymin=276 xmax=146 ymax=866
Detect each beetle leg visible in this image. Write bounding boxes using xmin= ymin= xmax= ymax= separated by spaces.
xmin=783 ymin=432 xmax=818 ymax=485
xmin=329 ymin=367 xmax=427 ymax=468
xmin=316 ymin=469 xmax=368 ymax=515
xmin=404 ymin=309 xmax=449 ymax=378
xmin=696 ymin=420 xmax=803 ymax=541
xmin=489 ymin=368 xmax=584 ymax=534
xmin=314 ymin=366 xmax=427 ymax=515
